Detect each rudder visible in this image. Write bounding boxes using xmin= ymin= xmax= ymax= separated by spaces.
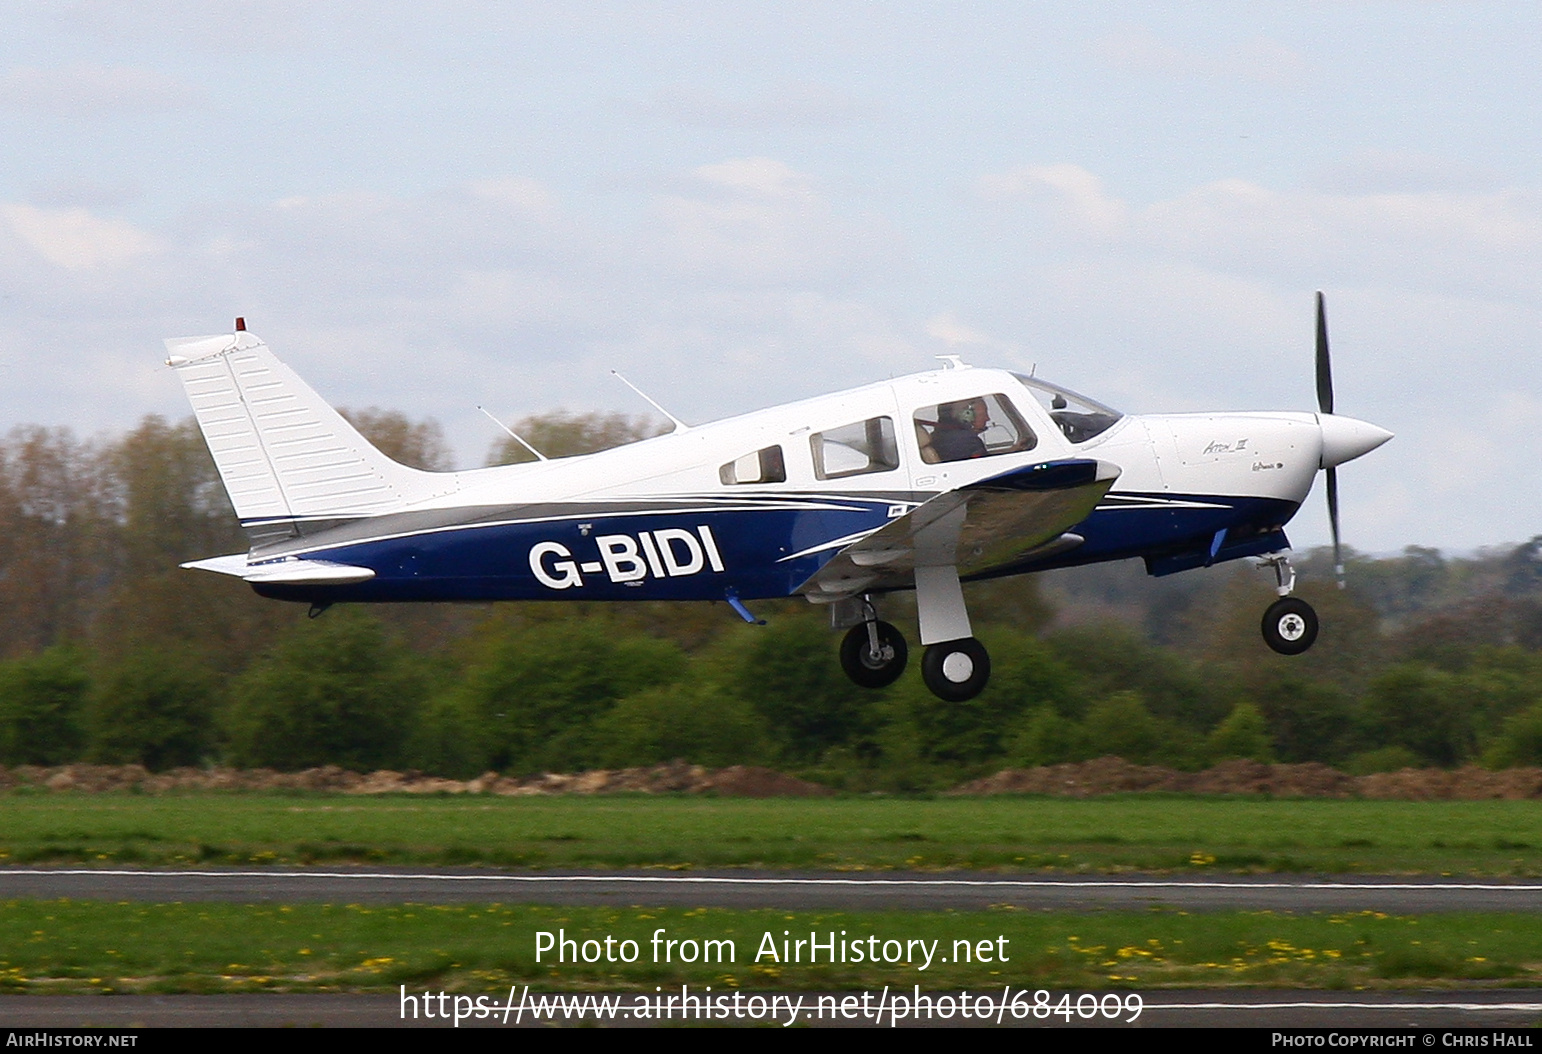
xmin=164 ymin=328 xmax=454 ymax=536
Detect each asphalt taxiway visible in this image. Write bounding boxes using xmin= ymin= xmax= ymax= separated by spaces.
xmin=3 ymin=865 xmax=1542 ymax=912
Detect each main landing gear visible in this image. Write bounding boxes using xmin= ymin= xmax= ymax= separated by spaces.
xmin=920 ymin=636 xmax=990 ymax=702
xmin=1257 ymin=553 xmax=1319 ymax=656
xmin=834 ymin=591 xmax=993 ymax=702
xmin=839 ymin=615 xmax=908 ymax=688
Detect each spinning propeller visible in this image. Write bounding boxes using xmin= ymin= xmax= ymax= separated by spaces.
xmin=1312 ymin=291 xmax=1393 ymax=589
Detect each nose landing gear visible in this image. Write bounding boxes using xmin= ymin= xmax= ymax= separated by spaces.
xmin=1257 ymin=553 xmax=1318 ymax=655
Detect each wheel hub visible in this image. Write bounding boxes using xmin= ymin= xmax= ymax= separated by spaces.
xmin=1277 ymin=614 xmax=1307 ymax=641
xmin=941 ymin=651 xmax=974 ymax=682
xmin=863 ymin=644 xmax=895 ymax=668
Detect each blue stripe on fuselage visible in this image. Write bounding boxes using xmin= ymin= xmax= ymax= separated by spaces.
xmin=249 ymin=491 xmax=1300 ymax=604
xmin=251 ymin=499 xmax=898 ymax=604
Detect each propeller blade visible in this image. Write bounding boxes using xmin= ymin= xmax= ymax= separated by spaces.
xmin=1326 ymin=465 xmax=1344 ymax=589
xmin=1315 ymin=290 xmax=1334 ymax=415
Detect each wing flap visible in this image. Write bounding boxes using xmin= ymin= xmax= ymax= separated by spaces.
xmin=798 ymin=458 xmax=1119 ymax=601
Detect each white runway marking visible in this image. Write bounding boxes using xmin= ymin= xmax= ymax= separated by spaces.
xmin=5 ymin=868 xmax=1542 ymax=891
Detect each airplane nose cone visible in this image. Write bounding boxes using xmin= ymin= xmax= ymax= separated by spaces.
xmin=1318 ymin=413 xmax=1393 ymax=469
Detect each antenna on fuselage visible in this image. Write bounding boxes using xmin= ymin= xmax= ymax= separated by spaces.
xmin=610 ymin=370 xmax=690 ymax=434
xmin=477 ymin=405 xmax=548 ymax=461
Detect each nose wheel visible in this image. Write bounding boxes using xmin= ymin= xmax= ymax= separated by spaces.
xmin=1257 ymin=552 xmax=1319 ymax=655
xmin=839 ymin=619 xmax=908 ymax=688
xmin=1261 ymin=596 xmax=1318 ymax=655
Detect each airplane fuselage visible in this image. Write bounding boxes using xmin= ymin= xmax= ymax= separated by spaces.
xmin=235 ymin=367 xmax=1329 ymax=605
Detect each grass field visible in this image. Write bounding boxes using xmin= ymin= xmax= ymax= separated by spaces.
xmin=0 ymin=793 xmax=1541 ymax=874
xmin=0 ymin=901 xmax=1537 ymax=994
xmin=4 ymin=794 xmax=1542 ymax=997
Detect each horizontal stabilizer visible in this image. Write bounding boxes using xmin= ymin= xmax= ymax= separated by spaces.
xmin=798 ymin=458 xmax=1119 ymax=601
xmin=181 ymin=553 xmax=376 ymax=585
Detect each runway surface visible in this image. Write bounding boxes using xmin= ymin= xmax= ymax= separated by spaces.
xmin=4 ymin=865 xmax=1542 ymax=912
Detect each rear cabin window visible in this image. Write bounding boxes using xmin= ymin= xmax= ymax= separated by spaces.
xmin=810 ymin=417 xmax=899 ymax=480
xmin=913 ymin=393 xmax=1035 ymax=464
xmin=719 ymin=445 xmax=787 ymax=485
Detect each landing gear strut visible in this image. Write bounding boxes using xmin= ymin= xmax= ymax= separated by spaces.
xmin=837 ymin=597 xmax=908 ymax=689
xmin=1257 ymin=553 xmax=1318 ymax=655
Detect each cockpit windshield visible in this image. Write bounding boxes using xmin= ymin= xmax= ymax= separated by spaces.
xmin=1012 ymin=375 xmax=1124 ymax=444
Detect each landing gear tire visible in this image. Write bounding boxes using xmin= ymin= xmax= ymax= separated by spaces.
xmin=1261 ymin=597 xmax=1319 ymax=656
xmin=840 ymin=621 xmax=908 ymax=689
xmin=921 ymin=637 xmax=991 ymax=701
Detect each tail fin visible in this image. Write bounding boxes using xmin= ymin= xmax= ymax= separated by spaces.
xmin=165 ymin=329 xmax=454 ymax=536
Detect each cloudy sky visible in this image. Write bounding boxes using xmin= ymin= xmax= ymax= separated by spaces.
xmin=1 ymin=2 xmax=1538 ymax=554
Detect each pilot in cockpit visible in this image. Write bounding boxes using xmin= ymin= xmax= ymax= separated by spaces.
xmin=930 ymin=397 xmax=990 ymax=461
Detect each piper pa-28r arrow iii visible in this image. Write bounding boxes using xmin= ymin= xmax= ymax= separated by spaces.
xmin=166 ymin=295 xmax=1390 ymax=702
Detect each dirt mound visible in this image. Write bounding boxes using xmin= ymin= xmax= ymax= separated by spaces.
xmin=1184 ymin=760 xmax=1356 ymax=797
xmin=0 ymin=761 xmax=830 ymax=798
xmin=8 ymin=760 xmax=1542 ymax=799
xmin=950 ymin=758 xmax=1542 ymax=799
xmin=1357 ymin=765 xmax=1542 ymax=801
xmin=702 ymin=765 xmax=832 ymax=797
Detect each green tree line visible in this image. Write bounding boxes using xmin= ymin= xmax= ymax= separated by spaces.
xmin=2 ymin=410 xmax=1542 ymax=787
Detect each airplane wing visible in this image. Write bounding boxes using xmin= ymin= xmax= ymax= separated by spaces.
xmin=797 ymin=458 xmax=1120 ymax=602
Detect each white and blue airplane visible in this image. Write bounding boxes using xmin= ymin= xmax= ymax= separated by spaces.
xmin=165 ymin=294 xmax=1390 ymax=702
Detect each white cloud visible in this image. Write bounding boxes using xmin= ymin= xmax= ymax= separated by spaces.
xmin=978 ymin=162 xmax=1542 ymax=300
xmin=692 ymin=157 xmax=815 ymax=200
xmin=653 ymin=157 xmax=896 ymax=284
xmin=0 ymin=203 xmax=163 ymax=269
xmin=977 ymin=164 xmax=1127 ymax=236
xmin=0 ymin=64 xmax=200 ymax=116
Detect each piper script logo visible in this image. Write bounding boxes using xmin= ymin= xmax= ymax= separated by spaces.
xmin=530 ymin=525 xmax=725 ymax=589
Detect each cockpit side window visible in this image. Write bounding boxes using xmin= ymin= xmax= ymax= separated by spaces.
xmin=810 ymin=417 xmax=899 ymax=480
xmin=1013 ymin=375 xmax=1123 ymax=444
xmin=719 ymin=445 xmax=787 ymax=485
xmin=912 ymin=393 xmax=1035 ymax=464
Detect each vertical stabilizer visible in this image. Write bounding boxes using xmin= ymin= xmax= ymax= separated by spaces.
xmin=164 ymin=330 xmax=454 ymax=527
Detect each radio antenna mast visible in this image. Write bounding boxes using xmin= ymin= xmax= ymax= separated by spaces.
xmin=477 ymin=405 xmax=548 ymax=461
xmin=611 ymin=370 xmax=690 ymax=433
